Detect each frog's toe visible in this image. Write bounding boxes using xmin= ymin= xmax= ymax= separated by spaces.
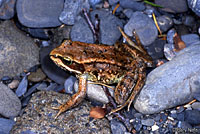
xmin=52 ymin=104 xmax=66 ymax=119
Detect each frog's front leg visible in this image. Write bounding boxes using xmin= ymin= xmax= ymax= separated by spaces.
xmin=112 ymin=60 xmax=146 ymax=114
xmin=53 ymin=74 xmax=88 ymax=118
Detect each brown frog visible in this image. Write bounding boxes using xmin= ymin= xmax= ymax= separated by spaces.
xmin=50 ymin=27 xmax=153 ymax=118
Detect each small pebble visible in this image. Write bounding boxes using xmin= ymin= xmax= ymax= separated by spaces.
xmin=157 ymin=15 xmax=173 ymax=32
xmin=191 ymin=102 xmax=200 ymax=110
xmin=167 ymin=116 xmax=174 ymax=121
xmin=133 ymin=123 xmax=142 ymax=132
xmin=111 ymin=119 xmax=127 ymax=134
xmin=181 ymin=34 xmax=200 ymax=46
xmin=1 ymin=76 xmax=12 ymax=84
xmin=151 ymin=124 xmax=159 ymax=131
xmin=182 ymin=15 xmax=195 ymax=27
xmin=0 ymin=0 xmax=16 ymax=19
xmin=134 ymin=113 xmax=143 ymax=119
xmin=170 ymin=110 xmax=177 ymax=114
xmin=64 ymin=76 xmax=77 ymax=94
xmin=167 ymin=29 xmax=176 ymax=44
xmin=141 ymin=119 xmax=155 ymax=126
xmin=28 ymin=68 xmax=46 ymax=82
xmin=59 ymin=0 xmax=90 ymax=25
xmin=123 ymin=9 xmax=133 ymax=18
xmin=8 ymin=79 xmax=20 ymax=89
xmin=15 ymin=75 xmax=28 ymax=97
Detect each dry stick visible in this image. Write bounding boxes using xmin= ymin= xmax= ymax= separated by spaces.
xmin=82 ymin=8 xmax=99 ymax=43
xmin=94 ymin=14 xmax=100 ymax=44
xmin=102 ymin=86 xmax=133 ymax=132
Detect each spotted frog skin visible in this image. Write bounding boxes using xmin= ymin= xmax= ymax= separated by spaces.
xmin=50 ymin=27 xmax=153 ymax=118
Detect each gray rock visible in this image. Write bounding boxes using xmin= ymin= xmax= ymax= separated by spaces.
xmin=184 ymin=110 xmax=200 ymax=125
xmin=155 ymin=0 xmax=188 ymax=13
xmin=27 ymin=68 xmax=46 ymax=82
xmin=59 ymin=0 xmax=90 ymax=25
xmin=0 ymin=0 xmax=16 ymax=19
xmin=0 ymin=118 xmax=15 ymax=134
xmin=181 ymin=34 xmax=200 ymax=46
xmin=157 ymin=15 xmax=173 ymax=32
xmin=74 ymin=80 xmax=114 ymax=104
xmin=120 ymin=0 xmax=145 ymax=11
xmin=191 ymin=102 xmax=200 ymax=110
xmin=111 ymin=119 xmax=127 ymax=134
xmin=134 ymin=44 xmax=200 ymax=114
xmin=123 ymin=9 xmax=134 ymax=18
xmin=10 ymin=91 xmax=111 ymax=134
xmin=182 ymin=15 xmax=195 ymax=27
xmin=108 ymin=0 xmax=119 ymax=5
xmin=141 ymin=119 xmax=155 ymax=126
xmin=70 ymin=16 xmax=94 ymax=44
xmin=64 ymin=75 xmax=77 ymax=94
xmin=188 ymin=0 xmax=200 ymax=17
xmin=0 ymin=20 xmax=39 ymax=78
xmin=16 ymin=0 xmax=63 ymax=28
xmin=89 ymin=0 xmax=102 ymax=7
xmin=0 ymin=83 xmax=21 ymax=117
xmin=124 ymin=11 xmax=158 ymax=46
xmin=147 ymin=39 xmax=165 ymax=60
xmin=71 ymin=9 xmax=123 ymax=45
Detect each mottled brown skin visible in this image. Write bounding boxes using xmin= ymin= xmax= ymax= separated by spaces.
xmin=50 ymin=28 xmax=153 ymax=118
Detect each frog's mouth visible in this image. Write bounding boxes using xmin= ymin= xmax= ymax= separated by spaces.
xmin=50 ymin=55 xmax=85 ymax=74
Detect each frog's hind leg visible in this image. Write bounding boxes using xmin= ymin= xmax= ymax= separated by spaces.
xmin=118 ymin=27 xmax=146 ymax=54
xmin=53 ymin=74 xmax=88 ymax=118
xmin=111 ymin=61 xmax=146 ymax=114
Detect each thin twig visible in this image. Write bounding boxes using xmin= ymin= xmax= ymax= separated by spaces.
xmin=94 ymin=14 xmax=100 ymax=44
xmin=82 ymin=8 xmax=99 ymax=43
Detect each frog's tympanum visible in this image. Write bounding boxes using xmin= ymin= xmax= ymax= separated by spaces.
xmin=50 ymin=27 xmax=153 ymax=118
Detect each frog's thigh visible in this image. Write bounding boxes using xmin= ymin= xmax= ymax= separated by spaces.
xmin=112 ymin=62 xmax=146 ymax=113
xmin=114 ymin=68 xmax=137 ymax=104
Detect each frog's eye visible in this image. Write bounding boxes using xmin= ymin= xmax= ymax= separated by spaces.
xmin=64 ymin=58 xmax=72 ymax=65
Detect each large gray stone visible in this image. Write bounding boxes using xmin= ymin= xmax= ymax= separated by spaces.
xmin=134 ymin=44 xmax=200 ymax=114
xmin=0 ymin=20 xmax=39 ymax=78
xmin=0 ymin=83 xmax=21 ymax=117
xmin=11 ymin=91 xmax=111 ymax=134
xmin=16 ymin=0 xmax=64 ymax=27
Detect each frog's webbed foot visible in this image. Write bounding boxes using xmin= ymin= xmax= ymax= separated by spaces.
xmin=111 ymin=61 xmax=146 ymax=114
xmin=53 ymin=74 xmax=88 ymax=119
